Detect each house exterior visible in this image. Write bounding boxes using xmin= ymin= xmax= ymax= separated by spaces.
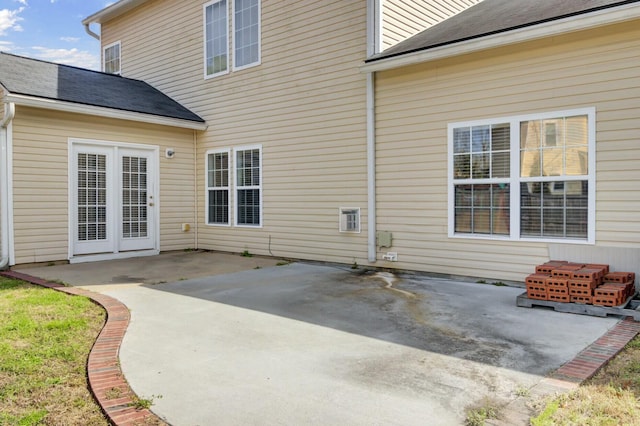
xmin=0 ymin=53 xmax=205 ymax=265
xmin=363 ymin=0 xmax=640 ymax=280
xmin=1 ymin=0 xmax=639 ymax=282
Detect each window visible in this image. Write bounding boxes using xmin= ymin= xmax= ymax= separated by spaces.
xmin=103 ymin=41 xmax=121 ymax=74
xmin=204 ymin=0 xmax=260 ymax=78
xmin=448 ymin=108 xmax=595 ymax=243
xmin=233 ymin=0 xmax=260 ymax=69
xmin=204 ymin=0 xmax=229 ymax=77
xmin=235 ymin=146 xmax=261 ymax=226
xmin=206 ymin=150 xmax=230 ymax=225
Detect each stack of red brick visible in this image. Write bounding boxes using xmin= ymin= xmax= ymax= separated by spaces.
xmin=526 ymin=261 xmax=636 ymax=307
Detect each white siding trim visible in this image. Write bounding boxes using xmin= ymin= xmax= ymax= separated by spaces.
xmin=5 ymin=93 xmax=207 ymax=131
xmin=361 ymin=3 xmax=640 ymax=72
xmin=447 ymin=107 xmax=596 ymax=244
xmin=5 ymin=121 xmax=15 ymax=265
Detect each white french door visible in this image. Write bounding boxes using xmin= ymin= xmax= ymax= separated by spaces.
xmin=71 ymin=142 xmax=158 ymax=257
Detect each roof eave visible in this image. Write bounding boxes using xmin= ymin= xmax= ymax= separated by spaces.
xmin=4 ymin=93 xmax=208 ymax=131
xmin=82 ymin=0 xmax=150 ymax=25
xmin=361 ymin=2 xmax=640 ymax=73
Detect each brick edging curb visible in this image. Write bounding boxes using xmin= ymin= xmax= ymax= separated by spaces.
xmin=1 ymin=270 xmax=165 ymax=426
xmin=550 ymin=316 xmax=640 ymax=382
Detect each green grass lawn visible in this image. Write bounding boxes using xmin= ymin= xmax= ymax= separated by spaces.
xmin=531 ymin=334 xmax=640 ymax=425
xmin=0 ymin=277 xmax=108 ymax=425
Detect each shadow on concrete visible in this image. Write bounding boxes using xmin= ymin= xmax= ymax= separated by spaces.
xmin=142 ymin=262 xmax=617 ymax=376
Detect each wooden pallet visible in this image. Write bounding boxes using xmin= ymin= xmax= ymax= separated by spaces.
xmin=517 ymin=292 xmax=640 ymax=321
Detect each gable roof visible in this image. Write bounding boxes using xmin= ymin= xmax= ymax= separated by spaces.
xmin=0 ymin=52 xmax=205 ymax=129
xmin=364 ymin=0 xmax=640 ymax=71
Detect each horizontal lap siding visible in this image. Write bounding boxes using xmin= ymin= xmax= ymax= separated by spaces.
xmin=11 ymin=107 xmax=195 ymax=264
xmin=381 ymin=0 xmax=480 ymax=50
xmin=102 ymin=1 xmax=369 ymax=265
xmin=375 ymin=21 xmax=640 ymax=281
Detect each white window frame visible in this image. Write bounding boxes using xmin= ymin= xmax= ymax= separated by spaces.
xmin=103 ymin=41 xmax=121 ymax=75
xmin=206 ymin=148 xmax=231 ymax=226
xmin=233 ymin=145 xmax=263 ymax=228
xmin=203 ymin=0 xmax=230 ymax=79
xmin=339 ymin=207 xmax=361 ymax=233
xmin=447 ymin=107 xmax=596 ymax=244
xmin=232 ymin=0 xmax=261 ymax=71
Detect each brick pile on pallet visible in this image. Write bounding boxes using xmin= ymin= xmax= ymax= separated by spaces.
xmin=525 ymin=261 xmax=636 ymax=307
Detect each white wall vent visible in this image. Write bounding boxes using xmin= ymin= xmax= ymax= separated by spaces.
xmin=339 ymin=207 xmax=361 ymax=233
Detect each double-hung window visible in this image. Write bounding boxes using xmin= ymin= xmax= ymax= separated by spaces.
xmin=235 ymin=146 xmax=262 ymax=226
xmin=103 ymin=41 xmax=121 ymax=75
xmin=204 ymin=0 xmax=260 ymax=78
xmin=449 ymin=108 xmax=595 ymax=243
xmin=206 ymin=150 xmax=230 ymax=225
xmin=206 ymin=146 xmax=262 ymax=227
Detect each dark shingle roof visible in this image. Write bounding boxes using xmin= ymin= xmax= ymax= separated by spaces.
xmin=367 ymin=0 xmax=640 ymax=62
xmin=0 ymin=52 xmax=204 ymax=123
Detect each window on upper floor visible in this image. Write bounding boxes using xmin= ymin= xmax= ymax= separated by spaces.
xmin=233 ymin=0 xmax=260 ymax=69
xmin=204 ymin=0 xmax=260 ymax=78
xmin=204 ymin=0 xmax=229 ymax=77
xmin=448 ymin=108 xmax=595 ymax=243
xmin=103 ymin=41 xmax=121 ymax=75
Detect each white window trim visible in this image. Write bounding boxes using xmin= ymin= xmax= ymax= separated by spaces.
xmin=233 ymin=144 xmax=263 ymax=228
xmin=447 ymin=107 xmax=596 ymax=244
xmin=205 ymin=148 xmax=231 ymax=227
xmin=203 ymin=0 xmax=230 ymax=79
xmin=339 ymin=207 xmax=361 ymax=233
xmin=103 ymin=40 xmax=121 ymax=75
xmin=231 ymin=0 xmax=261 ymax=71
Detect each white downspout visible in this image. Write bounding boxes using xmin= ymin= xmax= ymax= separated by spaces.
xmin=0 ymin=102 xmax=15 ymax=269
xmin=193 ymin=130 xmax=198 ymax=250
xmin=84 ymin=23 xmax=100 ymax=41
xmin=366 ymin=73 xmax=376 ymax=263
xmin=366 ymin=0 xmax=380 ymax=263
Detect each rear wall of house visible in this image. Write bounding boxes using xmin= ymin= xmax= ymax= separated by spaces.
xmin=375 ymin=21 xmax=640 ymax=281
xmin=101 ymin=0 xmax=370 ymax=265
xmin=11 ymin=106 xmax=195 ymax=264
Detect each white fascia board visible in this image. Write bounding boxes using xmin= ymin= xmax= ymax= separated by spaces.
xmin=82 ymin=0 xmax=150 ymax=25
xmin=361 ymin=3 xmax=640 ymax=73
xmin=5 ymin=94 xmax=208 ymax=131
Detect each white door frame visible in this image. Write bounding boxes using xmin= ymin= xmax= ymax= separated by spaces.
xmin=68 ymin=138 xmax=160 ymax=263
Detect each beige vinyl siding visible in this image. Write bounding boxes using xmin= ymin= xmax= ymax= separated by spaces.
xmin=375 ymin=21 xmax=640 ymax=281
xmin=381 ymin=0 xmax=480 ymax=51
xmin=101 ymin=0 xmax=369 ymax=265
xmin=11 ymin=106 xmax=195 ymax=264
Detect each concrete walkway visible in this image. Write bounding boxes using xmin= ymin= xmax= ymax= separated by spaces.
xmin=14 ymin=253 xmax=636 ymax=425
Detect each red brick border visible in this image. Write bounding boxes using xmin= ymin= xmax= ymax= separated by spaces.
xmin=1 ymin=270 xmax=165 ymax=426
xmin=551 ymin=317 xmax=640 ymax=382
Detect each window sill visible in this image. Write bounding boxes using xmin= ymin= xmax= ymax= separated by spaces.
xmin=449 ymin=233 xmax=594 ymax=245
